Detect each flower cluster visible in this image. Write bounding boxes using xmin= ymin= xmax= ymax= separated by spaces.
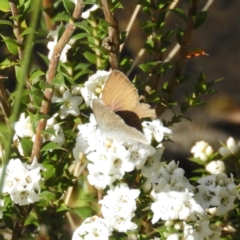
xmin=195 ymin=173 xmax=239 ymax=216
xmin=72 ymin=216 xmax=111 ymax=240
xmin=0 ymin=158 xmax=44 ymax=207
xmin=99 ymin=184 xmax=140 ymax=232
xmin=72 ymin=184 xmax=140 ymax=239
xmin=191 ymin=140 xmax=226 ymax=174
xmin=219 ymin=137 xmax=240 ymax=157
xmin=191 ymin=140 xmax=213 ymax=161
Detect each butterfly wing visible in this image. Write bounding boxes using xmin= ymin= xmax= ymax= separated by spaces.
xmin=102 ymin=70 xmax=156 ymax=119
xmin=92 ymin=98 xmax=148 ymax=144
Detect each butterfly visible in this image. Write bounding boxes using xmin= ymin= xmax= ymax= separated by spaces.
xmin=92 ymin=70 xmax=156 ymax=144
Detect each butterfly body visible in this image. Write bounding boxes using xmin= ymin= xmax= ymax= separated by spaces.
xmin=92 ymin=70 xmax=156 ymax=144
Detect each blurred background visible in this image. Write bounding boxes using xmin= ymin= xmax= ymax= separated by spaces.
xmin=116 ymin=0 xmax=240 ymax=172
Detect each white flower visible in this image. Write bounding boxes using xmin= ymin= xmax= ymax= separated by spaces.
xmin=214 ymin=186 xmax=236 ymax=216
xmin=194 ymin=185 xmax=220 ymax=209
xmin=205 ymin=160 xmax=225 ymax=174
xmin=125 ymin=143 xmax=156 ymax=170
xmin=1 ymin=158 xmax=44 ymax=206
xmin=190 ymin=141 xmax=213 ymax=161
xmin=208 ymin=224 xmax=222 ymax=240
xmin=141 ymin=146 xmax=164 ymax=178
xmin=47 ymin=25 xmax=74 ymax=62
xmin=82 ymin=5 xmax=99 ymax=19
xmin=14 ymin=113 xmax=34 ymax=138
xmin=80 ymin=70 xmax=110 ymax=106
xmin=151 ymin=190 xmax=204 ymax=223
xmin=142 ymin=119 xmax=172 ymax=143
xmin=166 ymin=234 xmax=179 ymax=240
xmin=219 ymin=137 xmax=239 ymax=157
xmin=0 ymin=199 xmax=4 ymax=219
xmin=183 ymin=220 xmax=212 ymax=240
xmin=99 ymin=184 xmax=140 ymax=232
xmin=52 ymin=90 xmax=83 ymax=119
xmin=197 ymin=175 xmax=216 ymax=192
xmin=72 ymin=216 xmax=111 ymax=240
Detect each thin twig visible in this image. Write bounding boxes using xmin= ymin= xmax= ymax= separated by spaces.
xmin=30 ymin=1 xmax=84 ymax=162
xmin=100 ymin=0 xmax=120 ymax=69
xmin=156 ymin=0 xmax=199 ymax=116
xmin=127 ymin=0 xmax=179 ymax=76
xmin=42 ymin=0 xmax=55 ymax=30
xmin=9 ymin=0 xmax=23 ymax=59
xmin=164 ymin=0 xmax=214 ymax=63
xmin=119 ymin=4 xmax=141 ymax=52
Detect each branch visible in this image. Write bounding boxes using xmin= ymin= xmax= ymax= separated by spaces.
xmin=30 ymin=1 xmax=84 ymax=162
xmin=100 ymin=0 xmax=120 ymax=69
xmin=156 ymin=0 xmax=198 ymax=117
xmin=9 ymin=0 xmax=23 ymax=60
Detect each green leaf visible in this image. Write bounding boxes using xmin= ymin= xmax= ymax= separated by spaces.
xmin=0 ymin=35 xmax=18 ymax=55
xmin=73 ymin=69 xmax=91 ymax=81
xmin=176 ymin=28 xmax=184 ymax=44
xmin=53 ymin=12 xmax=71 ymax=22
xmin=52 ymin=72 xmax=66 ymax=86
xmin=0 ymin=20 xmax=13 ymax=27
xmin=71 ymin=206 xmax=94 ymax=219
xmin=20 ymin=27 xmax=35 ymax=36
xmin=194 ymin=11 xmax=208 ymax=29
xmin=170 ymin=8 xmax=187 ymax=21
xmin=25 ymin=212 xmax=39 ymax=227
xmin=41 ymin=142 xmax=66 ymax=152
xmin=63 ymin=0 xmax=75 ymax=14
xmin=0 ymin=0 xmax=10 ymax=12
xmin=0 ymin=58 xmax=16 ymax=69
xmin=139 ymin=61 xmax=161 ymax=73
xmin=42 ymin=127 xmax=56 ymax=137
xmin=71 ymin=32 xmax=90 ymax=40
xmin=83 ymin=51 xmax=96 ymax=64
xmin=29 ymin=69 xmax=45 ymax=82
xmin=3 ymin=216 xmax=14 ymax=230
xmin=20 ymin=137 xmax=33 ymax=156
xmin=38 ymin=190 xmax=56 ymax=202
xmin=32 ymin=89 xmax=43 ymax=107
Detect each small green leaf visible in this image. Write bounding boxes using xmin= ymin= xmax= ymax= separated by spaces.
xmin=176 ymin=28 xmax=184 ymax=44
xmin=52 ymin=72 xmax=66 ymax=86
xmin=0 ymin=0 xmax=10 ymax=12
xmin=0 ymin=20 xmax=13 ymax=27
xmin=42 ymin=127 xmax=56 ymax=137
xmin=41 ymin=142 xmax=65 ymax=152
xmin=83 ymin=51 xmax=96 ymax=64
xmin=1 ymin=35 xmax=18 ymax=55
xmin=29 ymin=69 xmax=45 ymax=82
xmin=38 ymin=190 xmax=56 ymax=202
xmin=71 ymin=207 xmax=94 ymax=219
xmin=20 ymin=137 xmax=33 ymax=156
xmin=53 ymin=12 xmax=71 ymax=22
xmin=170 ymin=8 xmax=187 ymax=21
xmin=20 ymin=27 xmax=35 ymax=36
xmin=0 ymin=58 xmax=16 ymax=69
xmin=63 ymin=0 xmax=75 ymax=14
xmin=194 ymin=11 xmax=208 ymax=29
xmin=3 ymin=216 xmax=14 ymax=230
xmin=73 ymin=69 xmax=91 ymax=81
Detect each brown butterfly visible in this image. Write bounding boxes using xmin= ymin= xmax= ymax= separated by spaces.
xmin=92 ymin=70 xmax=156 ymax=144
